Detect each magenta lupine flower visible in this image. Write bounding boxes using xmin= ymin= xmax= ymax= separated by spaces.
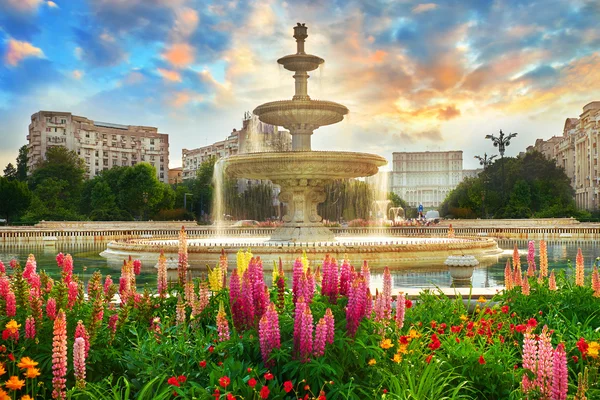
xmin=527 ymin=241 xmax=537 ymax=277
xmin=157 ymin=250 xmax=168 ymax=297
xmin=103 ymin=275 xmax=114 ymax=296
xmin=56 ymin=253 xmax=65 ymax=268
xmin=552 ymin=343 xmax=568 ymax=400
xmin=216 ymin=302 xmax=230 ymax=342
xmin=536 ymin=326 xmax=553 ymax=398
xmin=293 ymin=297 xmax=306 ymax=354
xmin=300 ymin=306 xmax=314 ymax=362
xmin=361 ymin=261 xmax=371 ymax=288
xmin=9 ymin=259 xmax=17 ymax=269
xmin=25 ymin=316 xmax=36 ymax=339
xmin=75 ymin=320 xmax=90 ymax=359
xmin=346 ymin=276 xmax=367 ymax=337
xmin=73 ymin=337 xmax=86 ymax=388
xmin=276 ymin=261 xmax=286 ymax=312
xmin=47 ymin=297 xmax=57 ymax=320
xmin=339 ymin=259 xmax=351 ymax=296
xmin=52 ymin=310 xmax=68 ymax=400
xmin=374 ymin=291 xmax=385 ymax=323
xmin=395 ymin=292 xmax=406 ymax=330
xmin=23 ymin=254 xmax=37 ymax=283
xmin=306 ymin=267 xmax=315 ymax=304
xmin=320 ymin=255 xmax=331 ymax=297
xmin=259 ymin=303 xmax=281 ymax=365
xmin=0 ymin=276 xmax=8 ymax=299
xmin=67 ymin=280 xmax=79 ymax=309
xmin=5 ymin=289 xmax=16 ymax=317
xmin=253 ymin=280 xmax=268 ymax=320
xmin=522 ymin=326 xmax=538 ymax=394
xmin=313 ymin=318 xmax=327 ymax=357
xmin=178 ymin=226 xmax=188 ymax=286
xmin=133 ymin=259 xmax=141 ymax=275
xmin=239 ymin=273 xmax=255 ymax=329
xmin=382 ymin=266 xmax=392 ymax=319
xmin=229 ymin=269 xmax=243 ymax=328
xmin=62 ymin=254 xmax=74 ymax=284
xmin=324 ymin=308 xmax=334 ymax=344
xmin=0 ymin=260 xmax=4 ymax=273
xmin=365 ymin=288 xmax=373 ymax=318
xmin=292 ymin=257 xmax=304 ymax=304
xmin=327 ymin=257 xmax=339 ymax=304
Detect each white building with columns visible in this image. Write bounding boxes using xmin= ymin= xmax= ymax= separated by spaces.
xmin=390 ymin=151 xmax=464 ymax=208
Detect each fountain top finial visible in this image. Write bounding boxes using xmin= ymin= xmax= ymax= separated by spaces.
xmin=293 ymin=23 xmax=308 ymax=54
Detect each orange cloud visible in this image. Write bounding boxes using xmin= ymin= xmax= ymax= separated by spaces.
xmin=162 ymin=43 xmax=194 ymax=68
xmin=72 ymin=70 xmax=83 ymax=79
xmin=437 ymin=105 xmax=461 ymax=120
xmin=46 ymin=1 xmax=58 ymax=8
xmin=122 ymin=71 xmax=145 ymax=85
xmin=4 ymin=39 xmax=44 ymax=66
xmin=169 ymin=91 xmax=203 ymax=107
xmin=412 ymin=3 xmax=438 ymax=13
xmin=171 ymin=7 xmax=198 ymax=39
xmin=157 ymin=68 xmax=182 ymax=82
xmin=4 ymin=0 xmax=42 ymax=12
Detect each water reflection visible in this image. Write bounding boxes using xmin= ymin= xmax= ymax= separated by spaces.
xmin=2 ymin=239 xmax=600 ymax=291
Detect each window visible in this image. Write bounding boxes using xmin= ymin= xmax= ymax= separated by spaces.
xmin=131 ymin=161 xmax=136 ymax=166
xmin=46 ymin=127 xmax=51 ymax=132
xmin=150 ymin=139 xmax=155 ymax=145
xmin=102 ymin=134 xmax=106 ymax=139
xmin=46 ymin=117 xmax=51 ymax=122
xmin=150 ymin=156 xmax=155 ymax=161
xmin=95 ymin=151 xmax=99 ymax=157
xmin=61 ymin=119 xmax=66 ymax=124
xmin=141 ymin=155 xmax=145 ymax=161
xmin=85 ymin=133 xmax=90 ymax=138
xmin=122 ymin=160 xmax=127 ymax=166
xmin=112 ymin=135 xmax=116 ymax=140
xmin=55 ymin=128 xmax=57 ymax=132
xmin=160 ymin=173 xmax=164 ymax=179
xmin=103 ymin=160 xmax=108 ymax=166
xmin=112 ymin=160 xmax=118 ymax=166
xmin=85 ymin=157 xmax=90 ymax=164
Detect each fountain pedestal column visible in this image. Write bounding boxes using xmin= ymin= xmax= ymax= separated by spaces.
xmin=270 ymin=178 xmax=334 ymax=242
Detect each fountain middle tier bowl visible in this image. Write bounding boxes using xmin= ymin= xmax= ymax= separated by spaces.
xmin=277 ymin=53 xmax=324 ymax=71
xmin=224 ymin=151 xmax=387 ymax=181
xmin=253 ymin=100 xmax=349 ymax=128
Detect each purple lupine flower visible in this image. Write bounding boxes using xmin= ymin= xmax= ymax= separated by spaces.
xmin=552 ymin=343 xmax=568 ymax=400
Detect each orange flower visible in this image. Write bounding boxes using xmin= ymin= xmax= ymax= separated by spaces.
xmin=23 ymin=368 xmax=40 ymax=379
xmin=17 ymin=357 xmax=38 ymax=370
xmin=0 ymin=365 xmax=5 ymax=376
xmin=0 ymin=388 xmax=10 ymax=400
xmin=5 ymin=375 xmax=25 ymax=390
xmin=21 ymin=395 xmax=33 ymax=400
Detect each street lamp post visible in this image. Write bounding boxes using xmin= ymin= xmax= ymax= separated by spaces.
xmin=184 ymin=193 xmax=193 ymax=212
xmin=474 ymin=153 xmax=497 ymax=218
xmin=485 ymin=129 xmax=517 ymax=206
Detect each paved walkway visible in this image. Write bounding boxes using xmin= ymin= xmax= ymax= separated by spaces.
xmin=403 ymin=287 xmax=502 ymax=299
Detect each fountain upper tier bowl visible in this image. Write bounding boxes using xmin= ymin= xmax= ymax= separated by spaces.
xmin=277 ymin=53 xmax=324 ymax=71
xmin=224 ymin=151 xmax=387 ymax=181
xmin=253 ymin=100 xmax=349 ymax=128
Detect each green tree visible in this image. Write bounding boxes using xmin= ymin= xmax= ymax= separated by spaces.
xmin=152 ymin=183 xmax=176 ymax=214
xmin=117 ymin=163 xmax=164 ymax=220
xmin=16 ymin=145 xmax=28 ymax=181
xmin=3 ymin=163 xmax=17 ymax=180
xmin=23 ymin=178 xmax=83 ymax=221
xmin=192 ymin=157 xmax=216 ymax=221
xmin=0 ymin=177 xmax=31 ymax=223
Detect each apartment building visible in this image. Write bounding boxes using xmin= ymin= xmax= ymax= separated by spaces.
xmin=27 ymin=111 xmax=169 ymax=182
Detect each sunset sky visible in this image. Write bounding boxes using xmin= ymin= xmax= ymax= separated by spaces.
xmin=1 ymin=0 xmax=599 ymax=171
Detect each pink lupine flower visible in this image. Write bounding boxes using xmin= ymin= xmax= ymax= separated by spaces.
xmin=552 ymin=343 xmax=568 ymax=400
xmin=47 ymin=297 xmax=57 ymax=320
xmin=313 ymin=318 xmax=327 ymax=357
xmin=75 ymin=320 xmax=90 ymax=359
xmin=108 ymin=313 xmax=118 ymax=335
xmin=103 ymin=275 xmax=114 ymax=297
xmin=382 ymin=266 xmax=392 ymax=319
xmin=575 ymin=247 xmax=584 ymax=287
xmin=67 ymin=281 xmax=79 ymax=309
xmin=292 ymin=258 xmax=304 ymax=304
xmin=194 ymin=282 xmax=210 ymax=316
xmin=324 ymin=308 xmax=335 ymax=345
xmin=320 ymin=255 xmax=331 ymax=297
xmin=150 ymin=317 xmax=161 ymax=340
xmin=9 ymin=259 xmax=17 ymax=269
xmin=25 ymin=316 xmax=36 ymax=339
xmin=185 ymin=281 xmax=196 ymax=307
xmin=5 ymin=289 xmax=16 ymax=317
xmin=306 ymin=267 xmax=315 ymax=304
xmin=23 ymin=254 xmax=37 ymax=283
xmin=239 ymin=272 xmax=255 ymax=329
xmin=259 ymin=303 xmax=281 ymax=365
xmin=73 ymin=337 xmax=86 ymax=388
xmin=504 ymin=259 xmax=513 ymax=290
xmin=527 ymin=241 xmax=537 ymax=277
xmin=346 ymin=276 xmax=368 ymax=337
xmin=119 ymin=261 xmax=131 ymax=305
xmin=62 ymin=254 xmax=74 ymax=284
xmin=254 ymin=280 xmax=268 ymax=320
xmin=522 ymin=275 xmax=530 ymax=296
xmin=339 ymin=259 xmax=351 ymax=296
xmin=539 ymin=240 xmax=548 ymax=278
xmin=549 ymin=271 xmax=557 ymax=291
xmin=293 ymin=297 xmax=306 ymax=354
xmin=29 ymin=287 xmax=43 ymax=321
xmin=374 ymin=291 xmax=385 ymax=323
xmin=361 ymin=261 xmax=371 ymax=288
xmin=365 ymin=288 xmax=373 ymax=317
xmin=52 ymin=310 xmax=68 ymax=400
xmin=178 ymin=226 xmax=188 ymax=286
xmin=56 ymin=253 xmax=65 ymax=268
xmin=133 ymin=259 xmax=141 ymax=275
xmin=216 ymin=302 xmax=230 ymax=342
xmin=299 ymin=306 xmax=314 ymax=362
xmin=536 ymin=326 xmax=553 ymax=398
xmin=592 ymin=266 xmax=600 ymax=297
xmin=229 ymin=269 xmax=243 ymax=328
xmin=157 ymin=250 xmax=168 ymax=297
xmin=522 ymin=326 xmax=537 ymax=394
xmin=0 ymin=276 xmax=8 ymax=299
xmin=396 ymin=292 xmax=406 ymax=330
xmin=0 ymin=260 xmax=4 ymax=273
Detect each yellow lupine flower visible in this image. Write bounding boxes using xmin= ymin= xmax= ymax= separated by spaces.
xmin=208 ymin=264 xmax=223 ymax=291
xmin=301 ymin=250 xmax=309 ymax=273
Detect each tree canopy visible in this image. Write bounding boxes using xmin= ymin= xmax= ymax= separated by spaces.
xmin=440 ymin=151 xmax=582 ymax=219
xmin=0 ymin=177 xmax=31 ymax=223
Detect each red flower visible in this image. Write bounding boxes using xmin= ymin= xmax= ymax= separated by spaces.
xmin=208 ymin=346 xmax=215 ymax=353
xmin=219 ymin=376 xmax=231 ymax=388
xmin=8 ymin=353 xmax=14 ymax=361
xmin=538 ymin=310 xmax=543 ymax=315
xmin=218 ymin=361 xmax=223 ymax=366
xmin=478 ymin=355 xmax=486 ymax=365
xmin=227 ymin=394 xmax=235 ymax=400
xmin=405 ymin=299 xmax=413 ymax=308
xmin=576 ymin=338 xmax=588 ymax=359
xmin=304 ymin=384 xmax=310 ymax=391
xmin=247 ymin=368 xmax=252 ymax=372
xmin=260 ymin=385 xmax=270 ymax=399
xmin=167 ymin=377 xmax=180 ymax=387
xmin=383 ymin=389 xmax=388 ymax=394
xmin=213 ymin=388 xmax=220 ymax=400
xmin=466 ymin=322 xmax=474 ymax=331
xmin=455 ymin=338 xmax=460 ymax=343
xmin=430 ymin=321 xmax=437 ymax=329
xmin=248 ymin=378 xmax=257 ymax=388
xmin=283 ymin=381 xmax=293 ymax=393
xmin=501 ymin=305 xmax=509 ymax=314
xmin=450 ymin=325 xmax=462 ymax=334
xmin=439 ymin=323 xmax=447 ymax=330
xmin=527 ymin=318 xmax=537 ymax=328
xmin=399 ymin=336 xmax=409 ymax=345
xmin=177 ymin=375 xmax=187 ymax=383
xmin=515 ymin=324 xmax=527 ymax=333
xmin=572 ymin=355 xmax=579 ymax=363
xmin=425 ymin=355 xmax=433 ymax=364
xmin=199 ymin=360 xmax=207 ymax=368
xmin=264 ymin=372 xmax=274 ymax=380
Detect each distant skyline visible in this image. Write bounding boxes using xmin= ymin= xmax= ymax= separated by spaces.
xmin=1 ymin=0 xmax=599 ymax=171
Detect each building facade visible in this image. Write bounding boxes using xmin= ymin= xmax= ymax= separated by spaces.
xmin=27 ymin=111 xmax=169 ymax=182
xmin=526 ymin=102 xmax=600 ymax=210
xmin=182 ymin=114 xmax=291 ymax=180
xmin=390 ymin=151 xmax=464 ymax=208
xmin=168 ymin=167 xmax=183 ymax=185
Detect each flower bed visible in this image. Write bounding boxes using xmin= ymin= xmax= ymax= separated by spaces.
xmin=0 ymin=236 xmax=599 ymax=399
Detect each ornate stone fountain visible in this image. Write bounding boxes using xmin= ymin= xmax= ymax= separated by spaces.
xmin=224 ymin=23 xmax=387 ymax=242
